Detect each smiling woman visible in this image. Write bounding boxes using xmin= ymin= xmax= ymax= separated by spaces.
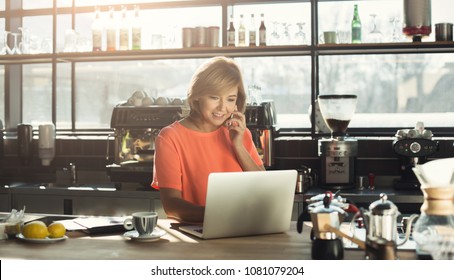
xmin=151 ymin=56 xmax=264 ymax=223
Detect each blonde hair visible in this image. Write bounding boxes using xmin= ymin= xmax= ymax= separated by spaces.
xmin=187 ymin=56 xmax=246 ymax=118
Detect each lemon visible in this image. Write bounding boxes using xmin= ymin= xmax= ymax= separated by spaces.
xmin=48 ymin=222 xmax=66 ymax=238
xmin=22 ymin=221 xmax=49 ymax=239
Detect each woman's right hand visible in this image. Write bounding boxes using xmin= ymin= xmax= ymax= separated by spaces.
xmin=159 ymin=188 xmax=205 ymax=223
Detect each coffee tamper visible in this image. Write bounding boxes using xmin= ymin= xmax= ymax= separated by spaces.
xmin=368 ymin=173 xmax=375 ymax=190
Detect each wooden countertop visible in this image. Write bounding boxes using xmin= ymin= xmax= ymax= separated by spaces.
xmin=0 ymin=218 xmax=417 ymax=260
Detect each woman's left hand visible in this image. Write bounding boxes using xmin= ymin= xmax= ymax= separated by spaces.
xmin=225 ymin=111 xmax=246 ymax=146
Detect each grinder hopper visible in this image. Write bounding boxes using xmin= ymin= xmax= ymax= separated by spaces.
xmin=317 ymin=94 xmax=357 ymax=138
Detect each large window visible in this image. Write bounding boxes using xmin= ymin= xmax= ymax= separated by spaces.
xmin=320 ymin=53 xmax=454 ymax=129
xmin=3 ymin=0 xmax=454 ymax=134
xmin=51 ymin=56 xmax=310 ymax=129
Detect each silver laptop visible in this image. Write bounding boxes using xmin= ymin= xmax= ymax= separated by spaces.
xmin=179 ymin=169 xmax=298 ymax=239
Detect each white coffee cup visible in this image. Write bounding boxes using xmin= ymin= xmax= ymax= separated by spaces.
xmin=123 ymin=211 xmax=158 ymax=236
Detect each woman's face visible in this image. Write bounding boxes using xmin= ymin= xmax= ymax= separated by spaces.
xmin=196 ymin=86 xmax=238 ymax=131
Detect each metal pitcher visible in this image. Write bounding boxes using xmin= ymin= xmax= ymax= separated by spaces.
xmin=295 ymin=165 xmax=316 ymax=193
xmin=363 ymin=193 xmax=418 ymax=245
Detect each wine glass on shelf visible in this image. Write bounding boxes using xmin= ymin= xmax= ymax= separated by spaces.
xmin=367 ymin=14 xmax=383 ymax=43
xmin=9 ymin=32 xmax=22 ymax=54
xmin=389 ymin=16 xmax=402 ymax=42
xmin=270 ymin=21 xmax=280 ymax=46
xmin=0 ymin=30 xmax=11 ymax=54
xmin=281 ymin=22 xmax=291 ymax=45
xmin=18 ymin=27 xmax=30 ymax=54
xmin=294 ymin=22 xmax=307 ymax=45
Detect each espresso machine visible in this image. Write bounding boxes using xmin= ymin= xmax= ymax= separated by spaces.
xmin=392 ymin=122 xmax=438 ymax=190
xmin=317 ymin=95 xmax=358 ymax=189
xmin=245 ymin=100 xmax=277 ymax=168
xmin=107 ymin=104 xmax=184 ymax=184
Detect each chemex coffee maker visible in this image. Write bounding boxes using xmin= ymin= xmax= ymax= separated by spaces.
xmin=317 ymin=94 xmax=358 ymax=189
xmin=392 ymin=121 xmax=438 ymax=190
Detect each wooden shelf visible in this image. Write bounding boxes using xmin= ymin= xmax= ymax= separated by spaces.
xmin=316 ymin=41 xmax=454 ymax=55
xmin=1 ymin=42 xmax=453 ymax=65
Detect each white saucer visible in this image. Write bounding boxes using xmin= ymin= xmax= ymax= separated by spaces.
xmin=16 ymin=233 xmax=68 ymax=243
xmin=123 ymin=228 xmax=166 ymax=242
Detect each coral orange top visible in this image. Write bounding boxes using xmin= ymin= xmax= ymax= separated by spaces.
xmin=151 ymin=121 xmax=262 ymax=206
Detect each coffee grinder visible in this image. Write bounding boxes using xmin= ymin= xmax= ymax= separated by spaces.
xmin=317 ymin=95 xmax=358 ymax=189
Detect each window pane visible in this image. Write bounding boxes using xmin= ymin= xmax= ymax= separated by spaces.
xmin=319 ymin=53 xmax=454 ymax=128
xmin=56 ymin=63 xmax=71 ymax=129
xmin=23 ymin=64 xmax=52 ymax=125
xmin=75 ymin=0 xmax=184 ymax=6
xmin=23 ymin=16 xmax=53 ymax=54
xmin=236 ymin=56 xmax=311 ymax=128
xmin=318 ymin=0 xmax=453 ymax=43
xmin=74 ymin=59 xmax=203 ymax=129
xmin=233 ymin=2 xmax=311 ymax=46
xmin=72 ymin=56 xmax=311 ymax=129
xmin=73 ymin=6 xmax=221 ymax=51
xmin=57 ymin=14 xmax=72 ymax=53
xmin=23 ymin=0 xmax=52 ymax=10
xmin=57 ymin=0 xmax=71 ymax=8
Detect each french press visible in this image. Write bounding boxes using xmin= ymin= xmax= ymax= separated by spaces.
xmin=362 ymin=193 xmax=418 ymax=259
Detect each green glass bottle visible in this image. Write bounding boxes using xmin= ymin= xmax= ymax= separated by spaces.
xmin=351 ymin=4 xmax=362 ymax=44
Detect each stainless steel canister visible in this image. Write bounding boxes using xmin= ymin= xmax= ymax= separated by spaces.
xmin=194 ymin=26 xmax=208 ymax=47
xmin=435 ymin=23 xmax=453 ymax=41
xmin=17 ymin=124 xmax=33 ymax=164
xmin=208 ymin=26 xmax=220 ymax=47
xmin=182 ymin=27 xmax=194 ymax=48
xmin=403 ymin=0 xmax=432 ymax=39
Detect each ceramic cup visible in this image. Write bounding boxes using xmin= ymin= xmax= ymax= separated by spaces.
xmin=123 ymin=211 xmax=158 ymax=236
xmin=320 ymin=31 xmax=338 ymax=44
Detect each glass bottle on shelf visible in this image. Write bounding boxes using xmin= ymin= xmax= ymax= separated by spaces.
xmin=131 ymin=5 xmax=142 ymax=50
xmin=249 ymin=14 xmax=257 ymax=47
xmin=106 ymin=6 xmax=116 ymax=51
xmin=119 ymin=5 xmax=129 ymax=50
xmin=259 ymin=13 xmax=266 ymax=46
xmin=91 ymin=6 xmax=102 ymax=51
xmin=351 ymin=4 xmax=362 ymax=44
xmin=238 ymin=14 xmax=246 ymax=47
xmin=227 ymin=14 xmax=235 ymax=47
